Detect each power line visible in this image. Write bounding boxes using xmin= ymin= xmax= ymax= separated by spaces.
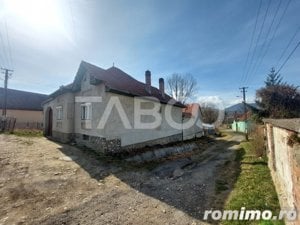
xmin=276 ymin=41 xmax=300 ymax=74
xmin=249 ymin=0 xmax=283 ymax=79
xmin=0 ymin=26 xmax=9 ymax=68
xmin=1 ymin=67 xmax=13 ymax=117
xmin=275 ymin=26 xmax=300 ymax=68
xmin=4 ymin=22 xmax=13 ymax=69
xmin=240 ymin=0 xmax=263 ymax=86
xmin=249 ymin=0 xmax=292 ymax=80
xmin=243 ymin=0 xmax=272 ymax=85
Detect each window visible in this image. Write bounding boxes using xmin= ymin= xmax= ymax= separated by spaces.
xmin=56 ymin=106 xmax=63 ymax=120
xmin=81 ymin=103 xmax=91 ymax=120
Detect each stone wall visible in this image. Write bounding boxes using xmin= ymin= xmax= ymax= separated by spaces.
xmin=74 ymin=133 xmax=183 ymax=155
xmin=74 ymin=133 xmax=121 ymax=155
xmin=49 ymin=131 xmax=184 ymax=156
xmin=264 ymin=119 xmax=300 ymax=225
xmin=122 ymin=133 xmax=183 ymax=151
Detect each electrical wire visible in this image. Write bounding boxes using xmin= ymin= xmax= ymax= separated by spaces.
xmin=240 ymin=0 xmax=263 ymax=86
xmin=250 ymin=0 xmax=292 ymax=78
xmin=4 ymin=22 xmax=13 ymax=69
xmin=276 ymin=41 xmax=300 ymax=74
xmin=248 ymin=0 xmax=283 ymax=80
xmin=275 ymin=26 xmax=300 ymax=69
xmin=243 ymin=0 xmax=272 ymax=85
xmin=0 ymin=26 xmax=9 ymax=68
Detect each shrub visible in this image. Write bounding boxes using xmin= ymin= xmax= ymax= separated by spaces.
xmin=250 ymin=125 xmax=266 ymax=157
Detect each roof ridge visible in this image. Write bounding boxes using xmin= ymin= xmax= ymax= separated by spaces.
xmin=81 ymin=60 xmax=106 ymax=71
xmin=0 ymin=87 xmax=48 ymax=96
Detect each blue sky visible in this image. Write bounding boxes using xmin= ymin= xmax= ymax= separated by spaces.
xmin=0 ymin=0 xmax=299 ymax=107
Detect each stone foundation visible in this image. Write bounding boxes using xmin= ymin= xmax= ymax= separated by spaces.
xmin=51 ymin=131 xmax=74 ymax=143
xmin=122 ymin=133 xmax=183 ymax=152
xmin=48 ymin=131 xmax=184 ymax=156
xmin=74 ymin=133 xmax=121 ymax=155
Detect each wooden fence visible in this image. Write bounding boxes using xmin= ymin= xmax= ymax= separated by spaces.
xmin=0 ymin=116 xmax=16 ymax=132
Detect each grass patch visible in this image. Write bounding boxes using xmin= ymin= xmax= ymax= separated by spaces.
xmin=222 ymin=142 xmax=284 ymax=225
xmin=9 ymin=129 xmax=43 ymax=137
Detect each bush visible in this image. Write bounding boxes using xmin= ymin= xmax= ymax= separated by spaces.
xmin=249 ymin=125 xmax=266 ymax=157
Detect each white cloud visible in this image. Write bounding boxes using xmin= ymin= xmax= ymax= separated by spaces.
xmin=197 ymin=96 xmax=225 ymax=109
xmin=196 ymin=95 xmax=248 ymax=109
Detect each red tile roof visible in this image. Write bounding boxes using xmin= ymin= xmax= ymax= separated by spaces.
xmin=182 ymin=103 xmax=201 ymax=118
xmin=50 ymin=61 xmax=184 ymax=107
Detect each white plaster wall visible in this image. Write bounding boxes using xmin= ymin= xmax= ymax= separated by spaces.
xmin=45 ymin=71 xmax=185 ymax=147
xmin=183 ymin=116 xmax=203 ymax=140
xmin=273 ymin=126 xmax=294 ymax=208
xmin=43 ymin=92 xmax=74 ymax=134
xmin=73 ymin=72 xmax=183 ymax=146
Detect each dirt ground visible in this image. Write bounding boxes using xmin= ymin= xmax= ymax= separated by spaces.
xmin=0 ymin=132 xmax=244 ymax=225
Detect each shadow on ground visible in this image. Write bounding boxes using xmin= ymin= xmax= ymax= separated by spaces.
xmin=40 ymin=134 xmax=245 ymax=224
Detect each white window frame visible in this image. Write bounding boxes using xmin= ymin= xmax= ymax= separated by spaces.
xmin=56 ymin=106 xmax=63 ymax=120
xmin=81 ymin=103 xmax=91 ymax=120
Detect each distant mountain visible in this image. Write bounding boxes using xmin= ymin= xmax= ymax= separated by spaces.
xmin=225 ymin=103 xmax=258 ymax=114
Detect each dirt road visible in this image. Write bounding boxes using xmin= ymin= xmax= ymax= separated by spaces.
xmin=0 ymin=132 xmax=243 ymax=225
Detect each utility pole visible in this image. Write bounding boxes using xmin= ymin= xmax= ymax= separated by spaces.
xmin=239 ymin=87 xmax=248 ymax=141
xmin=1 ymin=68 xmax=13 ymax=117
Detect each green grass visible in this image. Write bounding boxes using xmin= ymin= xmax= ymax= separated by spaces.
xmin=222 ymin=142 xmax=284 ymax=225
xmin=9 ymin=129 xmax=43 ymax=137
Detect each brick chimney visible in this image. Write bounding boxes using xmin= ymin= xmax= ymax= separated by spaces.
xmin=145 ymin=70 xmax=151 ymax=93
xmin=159 ymin=78 xmax=165 ymax=98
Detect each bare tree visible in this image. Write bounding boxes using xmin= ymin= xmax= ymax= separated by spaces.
xmin=166 ymin=73 xmax=197 ymax=103
xmin=201 ymin=106 xmax=219 ymax=124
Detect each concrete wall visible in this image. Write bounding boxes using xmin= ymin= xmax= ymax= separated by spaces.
xmin=43 ymin=92 xmax=75 ymax=142
xmin=232 ymin=120 xmax=250 ymax=133
xmin=74 ymin=89 xmax=183 ymax=148
xmin=182 ymin=116 xmax=203 ymax=140
xmin=265 ymin=122 xmax=300 ymax=225
xmin=4 ymin=109 xmax=43 ymax=129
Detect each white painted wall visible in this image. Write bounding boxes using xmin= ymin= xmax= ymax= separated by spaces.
xmin=43 ymin=92 xmax=74 ymax=134
xmin=44 ymin=71 xmax=189 ymax=147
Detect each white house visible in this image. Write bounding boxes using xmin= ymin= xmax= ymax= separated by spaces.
xmin=43 ymin=61 xmax=202 ymax=154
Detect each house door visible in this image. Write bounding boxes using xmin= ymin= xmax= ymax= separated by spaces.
xmin=46 ymin=107 xmax=53 ymax=136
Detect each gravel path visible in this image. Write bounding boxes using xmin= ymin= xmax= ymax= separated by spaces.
xmin=0 ymin=132 xmax=243 ymax=225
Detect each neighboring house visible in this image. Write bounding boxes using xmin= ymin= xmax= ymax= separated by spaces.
xmin=232 ymin=120 xmax=251 ymax=133
xmin=43 ymin=61 xmax=202 ymax=154
xmin=0 ymin=88 xmax=48 ymax=129
xmin=226 ymin=103 xmax=261 ymax=133
xmin=231 ymin=111 xmax=252 ymax=133
xmin=182 ymin=103 xmax=203 ymax=140
xmin=224 ymin=102 xmax=259 ymax=125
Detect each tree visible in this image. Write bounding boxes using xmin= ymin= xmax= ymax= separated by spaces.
xmin=256 ymin=68 xmax=300 ymax=118
xmin=201 ymin=106 xmax=219 ymax=124
xmin=166 ymin=73 xmax=197 ymax=103
xmin=265 ymin=67 xmax=283 ymax=87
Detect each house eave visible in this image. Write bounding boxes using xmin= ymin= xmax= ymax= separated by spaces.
xmin=106 ymin=87 xmax=185 ymax=108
